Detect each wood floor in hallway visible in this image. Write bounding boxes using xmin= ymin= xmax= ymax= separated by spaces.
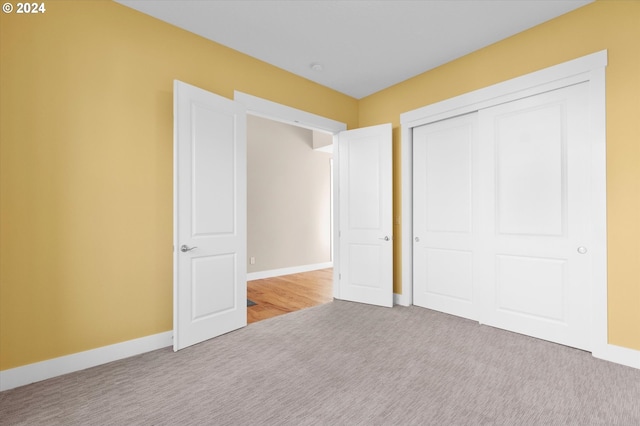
xmin=247 ymin=268 xmax=333 ymax=324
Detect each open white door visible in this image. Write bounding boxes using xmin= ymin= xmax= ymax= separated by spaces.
xmin=337 ymin=124 xmax=393 ymax=307
xmin=173 ymin=80 xmax=247 ymax=351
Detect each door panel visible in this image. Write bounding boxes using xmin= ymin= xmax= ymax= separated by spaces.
xmin=424 ymin=129 xmax=472 ymax=233
xmin=495 ymin=104 xmax=565 ymax=236
xmin=348 ymin=135 xmax=382 ymax=229
xmin=174 ymin=80 xmax=247 ymax=351
xmin=191 ymin=104 xmax=236 ymax=235
xmin=338 ymin=124 xmax=393 ymax=307
xmin=192 ymin=254 xmax=236 ymax=319
xmin=495 ymin=254 xmax=566 ymax=322
xmin=424 ymin=248 xmax=473 ymax=301
xmin=478 ymin=83 xmax=591 ymax=350
xmin=349 ymin=244 xmax=384 ymax=288
xmin=413 ymin=113 xmax=478 ymax=320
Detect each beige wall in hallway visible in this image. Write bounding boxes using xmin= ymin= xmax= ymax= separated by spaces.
xmin=247 ymin=116 xmax=332 ymax=273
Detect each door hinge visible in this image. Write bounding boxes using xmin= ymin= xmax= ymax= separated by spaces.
xmin=339 ymin=273 xmax=341 ymax=280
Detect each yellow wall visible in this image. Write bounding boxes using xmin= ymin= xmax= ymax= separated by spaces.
xmin=0 ymin=1 xmax=358 ymax=370
xmin=359 ymin=0 xmax=640 ymax=350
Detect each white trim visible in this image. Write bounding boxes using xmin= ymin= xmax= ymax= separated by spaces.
xmin=247 ymin=262 xmax=333 ymax=281
xmin=332 ymin=133 xmax=341 ymax=301
xmin=401 ymin=50 xmax=608 ymax=127
xmin=234 ymin=91 xmax=347 ymax=134
xmin=393 ymin=293 xmax=410 ymax=307
xmin=593 ymin=345 xmax=640 ymax=370
xmin=233 ymin=91 xmax=347 ymax=303
xmin=0 ymin=331 xmax=173 ymax=392
xmin=585 ymin=65 xmax=609 ymax=360
xmin=393 ymin=293 xmax=411 ymax=306
xmin=172 ymin=81 xmax=180 ymax=352
xmin=401 ymin=50 xmax=615 ymax=360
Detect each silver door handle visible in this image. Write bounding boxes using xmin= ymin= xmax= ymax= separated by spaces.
xmin=180 ymin=245 xmax=198 ymax=252
xmin=577 ymin=246 xmax=588 ymax=254
xmin=379 ymin=236 xmax=390 ymax=241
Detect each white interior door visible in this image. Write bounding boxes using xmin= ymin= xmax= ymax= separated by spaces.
xmin=173 ymin=80 xmax=247 ymax=351
xmin=337 ymin=124 xmax=393 ymax=307
xmin=477 ymin=83 xmax=591 ymax=350
xmin=412 ymin=113 xmax=479 ymax=320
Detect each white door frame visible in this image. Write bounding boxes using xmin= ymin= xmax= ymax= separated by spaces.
xmin=233 ymin=91 xmax=347 ymax=299
xmin=399 ymin=50 xmax=638 ymax=367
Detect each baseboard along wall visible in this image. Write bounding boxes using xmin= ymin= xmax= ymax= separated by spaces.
xmin=0 ymin=331 xmax=173 ymax=392
xmin=247 ymin=262 xmax=333 ymax=281
xmin=593 ymin=343 xmax=640 ymax=370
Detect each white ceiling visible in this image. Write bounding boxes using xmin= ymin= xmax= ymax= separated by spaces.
xmin=115 ymin=0 xmax=593 ymax=99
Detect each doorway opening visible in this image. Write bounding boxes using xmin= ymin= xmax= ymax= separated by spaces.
xmin=235 ymin=91 xmax=347 ymax=324
xmin=246 ymin=115 xmax=334 ymax=323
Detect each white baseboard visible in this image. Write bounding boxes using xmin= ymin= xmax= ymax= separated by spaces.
xmin=247 ymin=262 xmax=333 ymax=281
xmin=0 ymin=331 xmax=173 ymax=392
xmin=394 ymin=292 xmax=411 ymax=307
xmin=593 ymin=343 xmax=640 ymax=370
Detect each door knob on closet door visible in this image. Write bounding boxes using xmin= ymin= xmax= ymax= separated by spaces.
xmin=180 ymin=245 xmax=198 ymax=252
xmin=577 ymin=246 xmax=588 ymax=254
xmin=379 ymin=236 xmax=390 ymax=241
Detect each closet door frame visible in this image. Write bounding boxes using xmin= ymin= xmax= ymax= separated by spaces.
xmin=399 ymin=50 xmax=614 ymax=362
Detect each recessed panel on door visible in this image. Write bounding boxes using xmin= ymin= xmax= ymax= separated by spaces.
xmin=349 ymin=244 xmax=383 ymax=289
xmin=425 ymin=248 xmax=473 ymax=302
xmin=425 ymin=125 xmax=472 ymax=234
xmin=192 ymin=254 xmax=236 ymax=320
xmin=348 ymin=134 xmax=381 ymax=231
xmin=192 ymin=104 xmax=236 ymax=237
xmin=496 ymin=254 xmax=566 ymax=322
xmin=496 ymin=104 xmax=565 ymax=237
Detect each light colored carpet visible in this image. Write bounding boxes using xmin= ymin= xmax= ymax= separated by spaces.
xmin=1 ymin=300 xmax=639 ymax=425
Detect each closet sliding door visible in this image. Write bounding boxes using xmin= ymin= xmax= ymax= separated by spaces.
xmin=413 ymin=83 xmax=592 ymax=351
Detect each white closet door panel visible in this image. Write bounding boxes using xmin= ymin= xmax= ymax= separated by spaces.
xmin=495 ymin=104 xmax=565 ymax=237
xmin=478 ymin=83 xmax=591 ymax=350
xmin=413 ymin=113 xmax=478 ymax=320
